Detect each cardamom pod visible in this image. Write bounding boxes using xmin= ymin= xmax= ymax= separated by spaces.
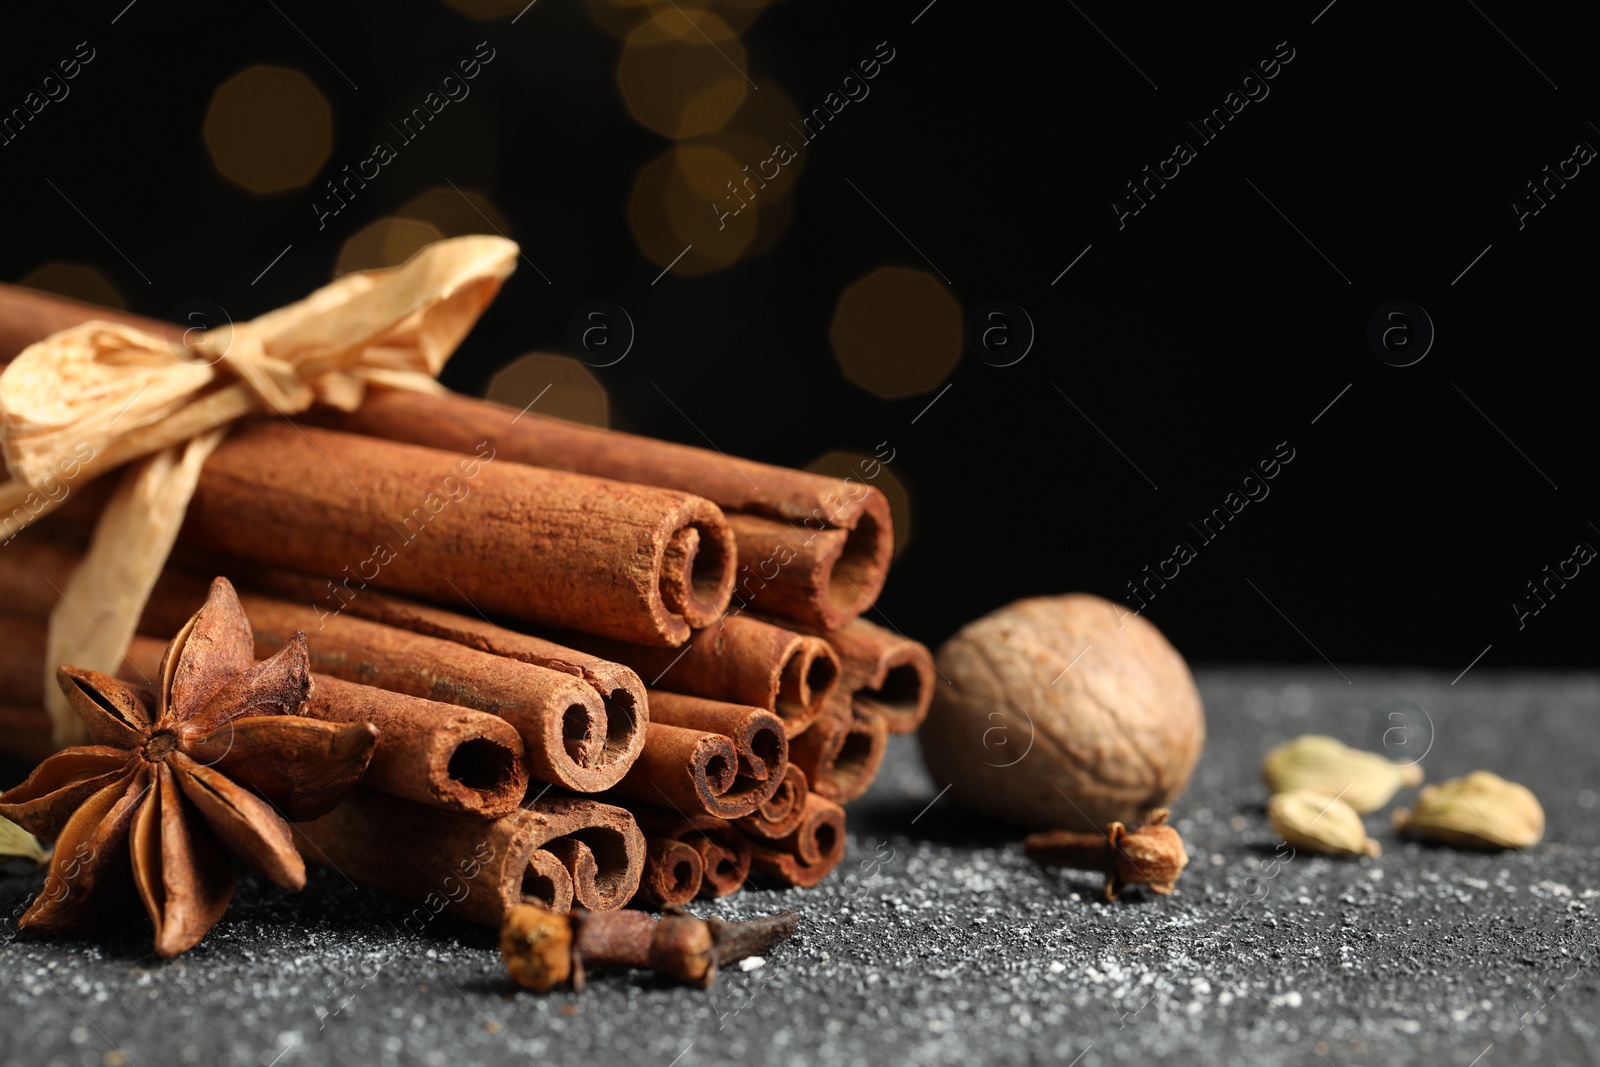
xmin=1392 ymin=771 xmax=1543 ymax=850
xmin=1261 ymin=734 xmax=1423 ymax=813
xmin=0 ymin=815 xmax=48 ymax=865
xmin=1268 ymin=789 xmax=1381 ymax=857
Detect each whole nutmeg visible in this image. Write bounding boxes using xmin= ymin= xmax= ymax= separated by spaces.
xmin=919 ymin=594 xmax=1205 ymax=832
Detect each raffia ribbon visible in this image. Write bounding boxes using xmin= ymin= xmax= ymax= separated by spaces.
xmin=0 ymin=235 xmax=519 ymax=746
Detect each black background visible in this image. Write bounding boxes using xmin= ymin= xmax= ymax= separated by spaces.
xmin=2 ymin=1 xmax=1595 ymax=671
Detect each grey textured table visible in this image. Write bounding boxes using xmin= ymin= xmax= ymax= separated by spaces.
xmin=4 ymin=669 xmax=1598 ymax=1067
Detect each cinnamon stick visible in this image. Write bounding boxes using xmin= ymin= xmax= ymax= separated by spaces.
xmin=0 ymin=285 xmax=182 ymax=362
xmin=311 ymin=389 xmax=894 ymax=630
xmin=181 ymin=420 xmax=735 ymax=646
xmin=0 ymin=616 xmax=46 ymax=705
xmin=734 ymin=764 xmax=809 ymax=840
xmin=644 ymin=691 xmax=788 ymax=783
xmin=634 ymin=837 xmax=705 ymax=908
xmin=138 ymin=580 xmax=644 ymax=794
xmin=291 ymin=790 xmax=644 ymax=925
xmin=0 ymin=540 xmax=79 ymax=621
xmin=121 ymin=632 xmax=529 ymax=818
xmin=192 ymin=560 xmax=647 ymax=736
xmin=630 ymin=808 xmax=752 ymax=900
xmin=605 ymin=723 xmax=771 ymax=820
xmin=556 ymin=615 xmax=837 ymax=739
xmin=748 ymin=793 xmax=847 ymax=888
xmin=789 ymin=701 xmax=889 ymax=804
xmin=776 ymin=616 xmax=936 ymax=735
xmin=0 ymin=705 xmax=52 ymax=764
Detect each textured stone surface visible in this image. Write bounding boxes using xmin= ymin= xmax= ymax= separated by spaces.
xmin=2 ymin=668 xmax=1597 ymax=1067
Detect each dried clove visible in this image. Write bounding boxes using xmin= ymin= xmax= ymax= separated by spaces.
xmin=500 ymin=904 xmax=799 ymax=992
xmin=1024 ymin=807 xmax=1189 ymax=900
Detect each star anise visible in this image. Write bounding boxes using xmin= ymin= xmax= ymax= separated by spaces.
xmin=0 ymin=577 xmax=376 ymax=957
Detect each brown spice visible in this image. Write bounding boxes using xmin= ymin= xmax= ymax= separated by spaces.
xmin=181 ymin=420 xmax=735 ymax=646
xmin=748 ymin=793 xmax=847 ymax=888
xmin=0 ymin=577 xmax=376 ymax=956
xmin=1024 ymin=808 xmax=1189 ymax=900
xmin=788 ymin=699 xmax=888 ymax=804
xmin=628 ymin=808 xmax=752 ymax=902
xmin=500 ymin=903 xmax=799 ymax=992
xmin=291 ymin=790 xmax=645 ymax=924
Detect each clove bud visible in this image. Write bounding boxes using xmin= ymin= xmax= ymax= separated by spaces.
xmin=1024 ymin=808 xmax=1188 ymax=900
xmin=500 ymin=905 xmax=799 ymax=992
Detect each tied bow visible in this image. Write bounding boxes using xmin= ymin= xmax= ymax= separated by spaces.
xmin=0 ymin=235 xmax=519 ymax=746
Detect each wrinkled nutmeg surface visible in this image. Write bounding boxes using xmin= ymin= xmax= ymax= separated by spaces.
xmin=918 ymin=594 xmax=1205 ymax=832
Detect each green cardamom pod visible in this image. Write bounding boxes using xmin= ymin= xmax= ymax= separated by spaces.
xmin=1268 ymin=789 xmax=1380 ymax=857
xmin=1393 ymin=771 xmax=1543 ymax=850
xmin=0 ymin=815 xmax=48 ymax=865
xmin=1261 ymin=734 xmax=1423 ymax=813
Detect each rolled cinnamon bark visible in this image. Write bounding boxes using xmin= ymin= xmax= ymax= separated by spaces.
xmin=194 ymin=562 xmax=648 ymax=740
xmin=645 ymin=691 xmax=787 ymax=783
xmin=0 ymin=285 xmax=182 ymax=361
xmin=0 ymin=540 xmax=80 ymax=622
xmin=606 ymin=721 xmax=781 ymax=820
xmin=775 ymin=616 xmax=936 ymax=736
xmin=291 ymin=790 xmax=644 ymax=925
xmin=630 ymin=808 xmax=752 ymax=900
xmin=634 ymin=836 xmax=706 ymax=908
xmin=557 ymin=615 xmax=837 ymax=739
xmin=311 ymin=389 xmax=893 ymax=630
xmin=181 ymin=420 xmax=735 ymax=646
xmin=138 ymin=583 xmax=644 ymax=794
xmin=0 ymin=616 xmax=46 ymax=705
xmin=735 ymin=765 xmax=809 ymax=840
xmin=121 ymin=634 xmax=527 ymax=818
xmin=748 ymin=793 xmax=847 ymax=888
xmin=789 ymin=701 xmax=889 ymax=805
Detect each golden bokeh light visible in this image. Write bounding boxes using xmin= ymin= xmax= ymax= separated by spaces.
xmin=17 ymin=262 xmax=126 ymax=311
xmin=627 ymin=146 xmax=759 ymax=276
xmin=334 ymin=217 xmax=446 ymax=277
xmin=203 ymin=65 xmax=332 ymax=194
xmin=487 ymin=353 xmax=610 ymax=428
xmin=618 ymin=9 xmax=748 ymax=139
xmin=589 ymin=0 xmax=768 ymax=39
xmin=829 ymin=267 xmax=963 ymax=399
xmin=397 ymin=185 xmax=511 ymax=239
xmin=806 ymin=449 xmax=912 ymax=557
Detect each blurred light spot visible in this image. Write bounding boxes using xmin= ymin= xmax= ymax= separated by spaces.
xmin=17 ymin=262 xmax=125 ymax=311
xmin=397 ymin=185 xmax=511 ymax=238
xmin=829 ymin=268 xmax=963 ymax=399
xmin=719 ymin=87 xmax=806 ymax=184
xmin=204 ymin=65 xmax=332 ymax=194
xmin=627 ymin=146 xmax=757 ymax=276
xmin=335 ymin=218 xmax=445 ymax=277
xmin=806 ymin=450 xmax=912 ymax=557
xmin=585 ymin=0 xmax=658 ymax=39
xmin=487 ymin=353 xmax=610 ymax=428
xmin=618 ymin=10 xmax=747 ymax=139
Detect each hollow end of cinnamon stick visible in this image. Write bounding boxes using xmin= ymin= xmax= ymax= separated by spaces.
xmin=825 ymin=712 xmax=890 ymax=805
xmin=635 ymin=837 xmax=706 ymax=908
xmin=521 ymin=796 xmax=646 ymax=914
xmin=749 ymin=794 xmax=847 ymax=888
xmin=736 ymin=765 xmax=809 ymax=840
xmin=523 ymin=849 xmax=576 ymax=915
xmin=852 ymin=645 xmax=936 ymax=736
xmin=657 ymin=517 xmax=736 ymax=635
xmin=774 ymin=637 xmax=839 ymax=738
xmin=303 ymin=675 xmax=528 ymax=818
xmin=725 ymin=490 xmax=892 ymax=631
xmin=628 ymin=809 xmax=752 ymax=900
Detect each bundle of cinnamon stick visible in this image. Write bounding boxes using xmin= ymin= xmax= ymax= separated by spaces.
xmin=0 ymin=282 xmax=935 ymax=929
